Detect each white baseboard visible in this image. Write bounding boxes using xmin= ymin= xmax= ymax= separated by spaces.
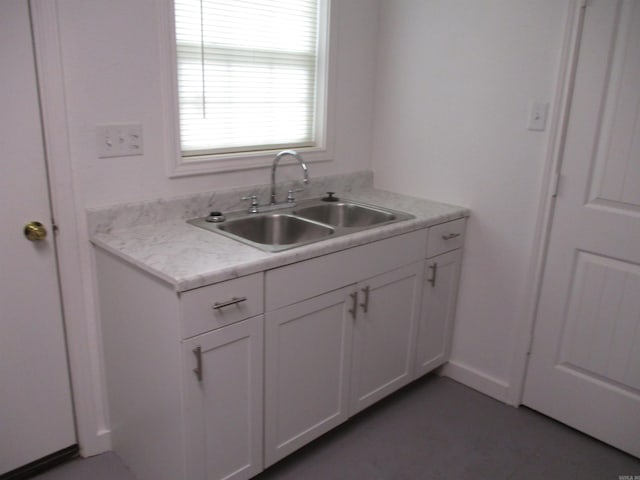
xmin=440 ymin=360 xmax=510 ymax=403
xmin=79 ymin=430 xmax=111 ymax=458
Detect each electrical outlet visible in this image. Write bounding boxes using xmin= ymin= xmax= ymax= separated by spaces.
xmin=96 ymin=123 xmax=143 ymax=158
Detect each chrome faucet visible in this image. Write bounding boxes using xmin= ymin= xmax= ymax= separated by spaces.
xmin=270 ymin=150 xmax=309 ymax=204
xmin=241 ymin=150 xmax=310 ymax=213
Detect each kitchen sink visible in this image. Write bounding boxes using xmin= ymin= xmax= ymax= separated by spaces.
xmin=293 ymin=202 xmax=396 ymax=227
xmin=218 ymin=214 xmax=334 ymax=246
xmin=188 ymin=197 xmax=414 ymax=252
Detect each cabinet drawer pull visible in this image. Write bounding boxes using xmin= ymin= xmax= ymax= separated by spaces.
xmin=441 ymin=232 xmax=461 ymax=240
xmin=193 ymin=346 xmax=203 ymax=382
xmin=349 ymin=291 xmax=358 ymax=320
xmin=428 ymin=262 xmax=438 ymax=287
xmin=212 ymin=296 xmax=248 ymax=310
xmin=360 ymin=286 xmax=370 ymax=313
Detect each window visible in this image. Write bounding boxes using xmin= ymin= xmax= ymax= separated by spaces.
xmin=173 ymin=0 xmax=329 ymax=160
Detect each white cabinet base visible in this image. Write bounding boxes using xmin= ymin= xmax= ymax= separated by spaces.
xmin=96 ymin=248 xmax=265 ymax=480
xmin=96 ymin=219 xmax=466 ymax=479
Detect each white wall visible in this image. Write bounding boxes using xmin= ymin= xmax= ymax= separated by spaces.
xmin=49 ymin=0 xmax=576 ymax=452
xmin=56 ymin=0 xmax=379 ymax=208
xmin=372 ymin=0 xmax=570 ymax=399
xmin=50 ymin=0 xmax=381 ymax=452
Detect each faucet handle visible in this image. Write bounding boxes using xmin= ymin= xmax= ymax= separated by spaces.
xmin=286 ymin=188 xmax=304 ymax=203
xmin=241 ymin=194 xmax=259 ymax=213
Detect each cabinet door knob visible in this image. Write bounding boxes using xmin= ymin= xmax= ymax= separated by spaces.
xmin=360 ymin=286 xmax=370 ymax=313
xmin=428 ymin=262 xmax=438 ymax=287
xmin=212 ymin=296 xmax=247 ymax=310
xmin=441 ymin=232 xmax=460 ymax=240
xmin=193 ymin=346 xmax=203 ymax=382
xmin=348 ymin=291 xmax=358 ymax=320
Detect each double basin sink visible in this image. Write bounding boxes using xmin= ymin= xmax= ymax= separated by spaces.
xmin=188 ymin=198 xmax=414 ymax=252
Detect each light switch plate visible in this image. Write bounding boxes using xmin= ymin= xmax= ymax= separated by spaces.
xmin=96 ymin=123 xmax=143 ymax=158
xmin=528 ymin=101 xmax=549 ymax=132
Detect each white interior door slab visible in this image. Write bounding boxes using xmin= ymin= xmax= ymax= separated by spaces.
xmin=523 ymin=0 xmax=640 ymax=458
xmin=0 ymin=0 xmax=76 ymax=474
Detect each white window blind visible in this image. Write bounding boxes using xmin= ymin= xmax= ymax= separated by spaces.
xmin=174 ymin=0 xmax=322 ymax=157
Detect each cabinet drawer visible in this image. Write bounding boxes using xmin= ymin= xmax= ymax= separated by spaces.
xmin=180 ymin=273 xmax=264 ymax=339
xmin=426 ymin=218 xmax=466 ymax=258
xmin=266 ymin=229 xmax=427 ymax=311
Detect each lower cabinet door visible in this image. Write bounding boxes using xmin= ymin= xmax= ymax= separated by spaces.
xmin=182 ymin=316 xmax=264 ymax=480
xmin=415 ymin=249 xmax=462 ymax=377
xmin=264 ymin=287 xmax=354 ymax=467
xmin=349 ymin=262 xmax=423 ymax=414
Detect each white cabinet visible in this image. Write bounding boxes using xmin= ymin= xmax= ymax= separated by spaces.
xmin=349 ymin=262 xmax=423 ymax=414
xmin=180 ymin=276 xmax=265 ymax=480
xmin=415 ymin=219 xmax=465 ymax=378
xmin=426 ymin=218 xmax=466 ymax=258
xmin=264 ymin=260 xmax=425 ymax=466
xmin=263 ymin=230 xmax=427 ymax=464
xmin=95 ymin=217 xmax=466 ymax=480
xmin=182 ymin=316 xmax=263 ymax=480
xmin=264 ymin=287 xmax=354 ymax=466
xmin=180 ymin=273 xmax=263 ymax=339
xmin=95 ymin=249 xmax=264 ymax=480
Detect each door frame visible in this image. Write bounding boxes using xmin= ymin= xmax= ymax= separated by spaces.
xmin=29 ymin=0 xmax=110 ymax=455
xmin=505 ymin=0 xmax=589 ymax=406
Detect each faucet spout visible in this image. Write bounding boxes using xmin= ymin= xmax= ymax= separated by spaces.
xmin=270 ymin=150 xmax=309 ymax=204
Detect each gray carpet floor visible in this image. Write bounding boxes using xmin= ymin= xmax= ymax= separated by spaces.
xmin=33 ymin=375 xmax=640 ymax=480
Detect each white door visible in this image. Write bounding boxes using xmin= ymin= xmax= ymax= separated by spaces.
xmin=524 ymin=0 xmax=640 ymax=458
xmin=0 ymin=0 xmax=76 ymax=474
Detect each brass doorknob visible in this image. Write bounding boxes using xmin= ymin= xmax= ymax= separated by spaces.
xmin=24 ymin=221 xmax=47 ymax=241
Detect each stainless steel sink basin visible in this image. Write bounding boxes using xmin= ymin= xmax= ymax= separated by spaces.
xmin=218 ymin=214 xmax=333 ymax=246
xmin=293 ymin=202 xmax=396 ymax=227
xmin=188 ymin=197 xmax=414 ymax=252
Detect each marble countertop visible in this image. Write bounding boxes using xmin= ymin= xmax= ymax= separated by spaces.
xmin=91 ymin=187 xmax=469 ymax=292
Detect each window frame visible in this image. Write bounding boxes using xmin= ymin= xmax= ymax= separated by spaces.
xmin=159 ymin=0 xmax=335 ymax=177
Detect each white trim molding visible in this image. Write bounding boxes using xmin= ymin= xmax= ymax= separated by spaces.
xmin=156 ymin=0 xmax=337 ymax=178
xmin=440 ymin=360 xmax=510 ymax=403
xmin=505 ymin=0 xmax=590 ymax=406
xmin=30 ymin=0 xmax=111 ymax=456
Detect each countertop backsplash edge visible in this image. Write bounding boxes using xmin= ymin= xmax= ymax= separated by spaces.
xmin=87 ymin=170 xmax=375 ymax=236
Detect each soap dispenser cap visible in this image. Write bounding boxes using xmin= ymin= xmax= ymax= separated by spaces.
xmin=205 ymin=211 xmax=226 ymax=223
xmin=322 ymin=192 xmax=339 ymax=202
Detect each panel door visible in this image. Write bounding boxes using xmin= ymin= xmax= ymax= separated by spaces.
xmin=183 ymin=316 xmax=264 ymax=480
xmin=264 ymin=287 xmax=354 ymax=467
xmin=349 ymin=262 xmax=422 ymax=415
xmin=415 ymin=250 xmax=462 ymax=378
xmin=0 ymin=1 xmax=76 ymax=474
xmin=523 ymin=0 xmax=640 ymax=458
